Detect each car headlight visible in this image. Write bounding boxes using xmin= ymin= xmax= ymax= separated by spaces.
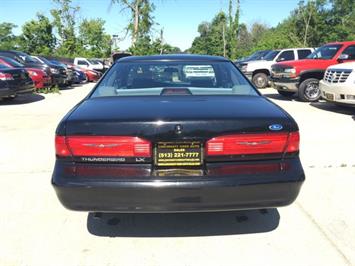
xmin=284 ymin=68 xmax=296 ymax=74
xmin=241 ymin=64 xmax=247 ymax=72
xmin=50 ymin=68 xmax=59 ymax=74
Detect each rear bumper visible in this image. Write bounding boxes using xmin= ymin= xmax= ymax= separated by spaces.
xmin=14 ymin=81 xmax=34 ymax=94
xmin=52 ymin=158 xmax=305 ymax=213
xmin=0 ymin=87 xmax=16 ymax=98
xmin=270 ymin=77 xmax=300 ymax=92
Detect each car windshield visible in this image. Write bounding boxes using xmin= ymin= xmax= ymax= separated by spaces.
xmin=307 ymin=44 xmax=342 ymax=59
xmin=89 ymin=59 xmax=100 ymax=64
xmin=17 ymin=52 xmax=38 ymax=63
xmin=1 ymin=57 xmax=24 ymax=67
xmin=264 ymin=51 xmax=279 ymax=61
xmin=249 ymin=50 xmax=270 ymax=61
xmin=91 ymin=61 xmax=258 ymax=97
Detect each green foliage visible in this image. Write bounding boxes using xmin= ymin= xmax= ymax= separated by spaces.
xmin=189 ymin=12 xmax=228 ymax=56
xmin=78 ymin=19 xmax=112 ymax=58
xmin=36 ymin=85 xmax=61 ymax=94
xmin=19 ymin=14 xmax=56 ymax=55
xmin=0 ymin=23 xmax=18 ymax=50
xmin=190 ymin=0 xmax=354 ymax=60
xmin=50 ymin=0 xmax=80 ymax=57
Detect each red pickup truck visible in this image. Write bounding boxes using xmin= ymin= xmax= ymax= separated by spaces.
xmin=270 ymin=41 xmax=355 ymax=102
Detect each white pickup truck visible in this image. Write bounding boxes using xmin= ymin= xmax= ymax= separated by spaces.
xmin=74 ymin=57 xmax=104 ymax=72
xmin=240 ymin=48 xmax=314 ymax=88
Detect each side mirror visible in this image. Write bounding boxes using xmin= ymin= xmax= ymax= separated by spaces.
xmin=338 ymin=54 xmax=349 ymax=61
xmin=277 ymin=57 xmax=285 ymax=62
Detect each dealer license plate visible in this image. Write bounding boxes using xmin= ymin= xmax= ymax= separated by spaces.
xmin=155 ymin=142 xmax=203 ymax=166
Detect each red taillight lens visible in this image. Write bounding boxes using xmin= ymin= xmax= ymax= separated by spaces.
xmin=55 ymin=136 xmax=151 ymax=157
xmin=0 ymin=72 xmax=14 ymax=81
xmin=206 ymin=132 xmax=299 ymax=156
xmin=55 ymin=136 xmax=71 ymax=157
xmin=286 ymin=132 xmax=300 ymax=153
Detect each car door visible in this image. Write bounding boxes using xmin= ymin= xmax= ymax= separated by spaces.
xmin=340 ymin=45 xmax=355 ymax=61
xmin=297 ymin=49 xmax=313 ymax=60
xmin=275 ymin=50 xmax=295 ymax=62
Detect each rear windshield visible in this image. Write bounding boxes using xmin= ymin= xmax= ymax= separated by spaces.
xmin=91 ymin=61 xmax=258 ymax=97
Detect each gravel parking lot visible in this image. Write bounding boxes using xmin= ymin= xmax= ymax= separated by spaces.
xmin=1 ymin=84 xmax=355 ymax=266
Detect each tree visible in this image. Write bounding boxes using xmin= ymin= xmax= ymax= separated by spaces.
xmin=79 ymin=18 xmax=111 ymax=57
xmin=110 ymin=0 xmax=155 ymax=46
xmin=189 ymin=12 xmax=228 ymax=57
xmin=0 ymin=23 xmax=18 ymax=50
xmin=227 ymin=0 xmax=240 ymax=58
xmin=50 ymin=0 xmax=80 ymax=56
xmin=20 ymin=14 xmax=56 ymax=55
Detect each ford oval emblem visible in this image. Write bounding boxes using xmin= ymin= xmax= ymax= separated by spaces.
xmin=269 ymin=124 xmax=283 ymax=131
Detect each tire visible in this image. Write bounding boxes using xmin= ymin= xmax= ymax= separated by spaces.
xmin=277 ymin=90 xmax=295 ymax=97
xmin=298 ymin=78 xmax=321 ymax=102
xmin=252 ymin=73 xmax=268 ymax=89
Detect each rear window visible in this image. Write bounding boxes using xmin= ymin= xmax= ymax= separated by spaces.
xmin=297 ymin=49 xmax=312 ymax=59
xmin=91 ymin=61 xmax=258 ymax=97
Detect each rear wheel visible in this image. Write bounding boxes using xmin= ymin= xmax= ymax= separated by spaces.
xmin=277 ymin=90 xmax=295 ymax=97
xmin=298 ymin=78 xmax=321 ymax=102
xmin=252 ymin=73 xmax=268 ymax=89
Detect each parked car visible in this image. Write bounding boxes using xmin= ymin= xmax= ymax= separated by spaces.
xmin=31 ymin=56 xmax=69 ymax=87
xmin=0 ymin=56 xmax=51 ymax=89
xmin=320 ymin=62 xmax=355 ymax=106
xmin=48 ymin=59 xmax=76 ymax=86
xmin=234 ymin=49 xmax=272 ymax=68
xmin=76 ymin=67 xmax=101 ymax=82
xmin=74 ymin=57 xmax=103 ymax=72
xmin=240 ymin=48 xmax=314 ymax=88
xmin=0 ymin=80 xmax=15 ymax=100
xmin=52 ymin=54 xmax=305 ymax=213
xmin=0 ymin=64 xmax=34 ymax=99
xmin=270 ymin=41 xmax=355 ymax=101
xmin=0 ymin=50 xmax=51 ymax=76
xmin=73 ymin=69 xmax=87 ymax=83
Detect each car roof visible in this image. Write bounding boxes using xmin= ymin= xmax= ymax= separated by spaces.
xmin=324 ymin=41 xmax=355 ymax=46
xmin=118 ymin=54 xmax=229 ymax=62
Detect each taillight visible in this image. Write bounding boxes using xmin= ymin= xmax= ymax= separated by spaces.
xmin=55 ymin=136 xmax=151 ymax=157
xmin=206 ymin=132 xmax=299 ymax=156
xmin=0 ymin=72 xmax=14 ymax=81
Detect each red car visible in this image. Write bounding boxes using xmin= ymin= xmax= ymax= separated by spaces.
xmin=0 ymin=56 xmax=52 ymax=89
xmin=270 ymin=41 xmax=355 ymax=101
xmin=77 ymin=67 xmax=101 ymax=82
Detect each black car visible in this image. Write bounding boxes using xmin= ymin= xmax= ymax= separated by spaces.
xmin=32 ymin=56 xmax=68 ymax=87
xmin=0 ymin=80 xmax=15 ymax=100
xmin=52 ymin=54 xmax=305 ymax=213
xmin=0 ymin=64 xmax=34 ymax=100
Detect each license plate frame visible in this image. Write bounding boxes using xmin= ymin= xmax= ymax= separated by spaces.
xmin=155 ymin=141 xmax=203 ymax=167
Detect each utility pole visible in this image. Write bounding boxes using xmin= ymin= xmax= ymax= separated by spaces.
xmin=160 ymin=28 xmax=164 ymax=54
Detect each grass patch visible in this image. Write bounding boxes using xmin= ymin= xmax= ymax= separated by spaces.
xmin=36 ymin=86 xmax=61 ymax=94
